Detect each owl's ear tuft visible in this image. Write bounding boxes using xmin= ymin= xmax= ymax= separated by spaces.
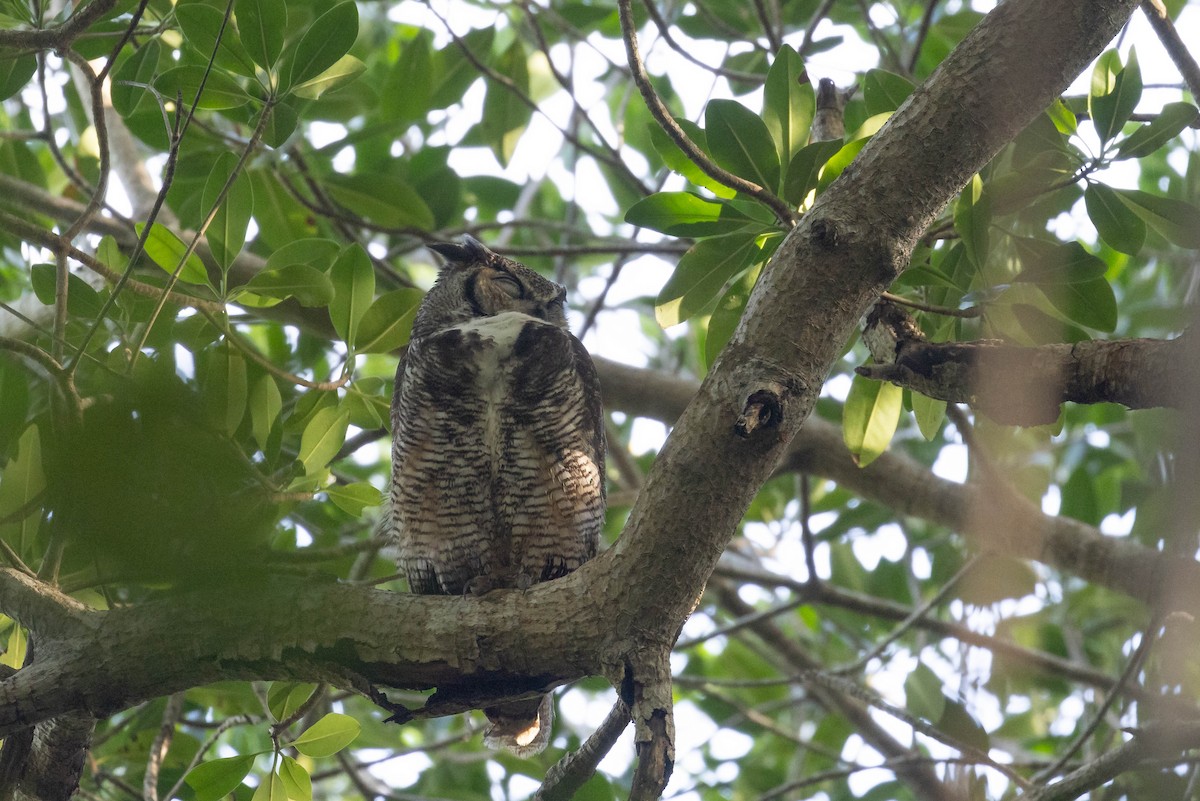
xmin=429 ymin=236 xmax=493 ymax=266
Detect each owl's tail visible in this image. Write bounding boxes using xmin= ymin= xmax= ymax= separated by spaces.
xmin=483 ymin=694 xmax=553 ymax=757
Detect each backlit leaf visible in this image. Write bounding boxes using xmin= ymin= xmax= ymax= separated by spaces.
xmin=289 ymin=712 xmax=361 ymax=758
xmin=843 ymin=373 xmax=902 ymax=467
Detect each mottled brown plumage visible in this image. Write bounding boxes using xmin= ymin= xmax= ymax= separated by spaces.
xmin=389 ymin=236 xmax=605 ymax=755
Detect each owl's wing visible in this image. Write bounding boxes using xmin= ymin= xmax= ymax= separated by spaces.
xmin=568 ymin=333 xmax=606 ymax=501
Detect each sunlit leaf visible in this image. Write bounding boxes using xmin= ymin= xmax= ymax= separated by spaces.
xmin=289 ymin=712 xmax=361 ymax=758
xmin=843 ymin=373 xmax=902 ymax=467
xmin=298 ymin=406 xmax=350 ymax=474
xmin=1114 ymin=102 xmax=1199 ymax=159
xmin=135 ymin=222 xmax=212 ymax=287
xmin=278 ymin=756 xmax=313 ymax=801
xmin=291 ymin=54 xmax=365 ymax=100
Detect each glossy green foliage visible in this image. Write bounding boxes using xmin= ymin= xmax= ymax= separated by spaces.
xmin=1 ymin=1 xmax=1199 ymax=800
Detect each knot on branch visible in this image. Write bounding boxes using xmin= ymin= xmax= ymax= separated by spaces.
xmin=734 ymin=390 xmax=784 ymax=438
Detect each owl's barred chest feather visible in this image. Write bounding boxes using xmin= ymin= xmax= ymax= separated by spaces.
xmin=390 ymin=238 xmax=606 ymax=757
xmin=452 ymin=311 xmax=546 ymax=460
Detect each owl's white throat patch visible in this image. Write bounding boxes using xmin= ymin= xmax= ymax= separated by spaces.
xmin=453 ymin=310 xmax=543 ymax=348
xmin=453 ymin=311 xmax=550 ymax=460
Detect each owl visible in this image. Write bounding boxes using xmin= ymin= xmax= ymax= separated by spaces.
xmin=389 ymin=236 xmax=606 ymax=756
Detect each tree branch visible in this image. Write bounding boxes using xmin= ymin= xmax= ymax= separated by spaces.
xmin=859 ymin=300 xmax=1195 ymax=424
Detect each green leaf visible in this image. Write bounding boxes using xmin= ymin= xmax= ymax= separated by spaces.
xmin=155 ymin=65 xmax=250 ymax=110
xmin=236 ymin=0 xmax=286 ymax=70
xmin=264 ymin=238 xmax=341 ymax=273
xmin=291 ymin=54 xmax=365 ymax=100
xmin=298 ymin=406 xmax=350 ymax=474
xmin=904 ymin=662 xmax=945 ymax=723
xmin=383 ymin=32 xmax=432 ymax=124
xmin=704 ymin=260 xmax=763 ymax=368
xmin=111 ymin=41 xmax=161 ymax=117
xmin=938 ymin=699 xmax=990 ymax=752
xmin=207 ymin=345 xmax=248 ymax=435
xmin=953 ymin=174 xmax=989 ymax=270
xmin=1084 ymin=182 xmax=1145 ymax=255
xmin=289 ymin=712 xmax=361 ymax=758
xmin=326 ymin=482 xmax=384 ymax=516
xmin=251 ymin=769 xmax=287 ymax=801
xmin=481 ymin=41 xmax=531 ymax=167
xmin=647 ymin=118 xmax=734 ymax=198
xmin=268 ymin=682 xmax=318 ymax=722
xmin=655 ymin=232 xmax=761 ymax=328
xmin=843 ymin=373 xmax=902 ymax=467
xmin=0 ymin=425 xmax=44 ymax=554
xmin=185 ymin=755 xmax=257 ymax=801
xmin=241 ymin=264 xmax=335 ymax=307
xmin=912 ymin=391 xmax=946 ymax=441
xmin=355 ymin=288 xmax=425 ymax=353
xmin=1013 ymin=239 xmax=1115 ymax=331
xmin=329 ymin=244 xmax=375 ymax=346
xmin=704 ymin=99 xmax=780 ymax=191
xmin=1089 ymin=49 xmax=1141 ymax=145
xmin=323 ymin=174 xmax=435 ymax=230
xmin=1113 ymin=102 xmax=1199 ymax=159
xmin=135 ymin=222 xmax=211 ymax=287
xmin=0 ymin=52 xmax=35 ymax=102
xmin=623 ymin=192 xmax=751 ymax=237
xmin=250 ymin=375 xmax=282 ymax=452
xmin=762 ymin=44 xmax=813 ymax=166
xmin=862 ymin=69 xmax=914 ymax=115
xmin=175 ymin=0 xmax=257 ymax=77
xmin=782 ymin=138 xmax=843 ymax=206
xmin=1013 ymin=238 xmax=1108 ymax=284
xmin=1115 ymin=188 xmax=1200 ymax=248
xmin=30 ymin=264 xmax=104 ymax=318
xmin=278 ymin=756 xmax=313 ymax=801
xmin=202 ymin=151 xmax=255 ymax=273
xmin=285 ymin=1 xmax=359 ymax=90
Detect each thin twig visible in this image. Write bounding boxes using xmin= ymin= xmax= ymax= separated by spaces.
xmin=1141 ymin=1 xmax=1200 ymax=102
xmin=143 ymin=693 xmax=185 ymax=801
xmin=616 ymin=0 xmax=797 ymax=225
xmin=908 ymin=0 xmax=941 ymax=74
xmin=535 ymin=700 xmax=631 ymax=801
xmin=1034 ymin=619 xmax=1162 ymax=782
xmin=881 ymin=291 xmax=984 ymax=318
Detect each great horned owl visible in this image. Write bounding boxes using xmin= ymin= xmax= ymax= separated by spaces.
xmin=389 ymin=236 xmax=606 ymax=756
